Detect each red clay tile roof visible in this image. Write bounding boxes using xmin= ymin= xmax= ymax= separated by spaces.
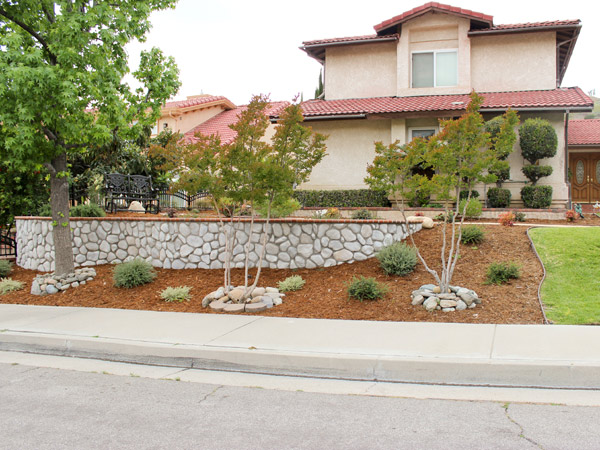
xmin=568 ymin=119 xmax=600 ymax=146
xmin=374 ymin=2 xmax=493 ymax=33
xmin=184 ymin=102 xmax=289 ymax=145
xmin=163 ymin=95 xmax=234 ymax=110
xmin=302 ymin=34 xmax=399 ymax=47
xmin=297 ymin=88 xmax=593 ymax=118
xmin=469 ymin=19 xmax=581 ymax=34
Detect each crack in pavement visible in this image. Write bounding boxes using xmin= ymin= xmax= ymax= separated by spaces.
xmin=502 ymin=403 xmax=543 ymax=449
xmin=198 ymin=385 xmax=223 ymax=405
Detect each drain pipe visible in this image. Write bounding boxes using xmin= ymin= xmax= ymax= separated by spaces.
xmin=565 ymin=110 xmax=571 ymax=210
xmin=526 ymin=227 xmax=550 ymax=325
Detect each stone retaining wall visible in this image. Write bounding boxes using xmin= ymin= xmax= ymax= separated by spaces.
xmin=16 ymin=217 xmax=421 ymax=272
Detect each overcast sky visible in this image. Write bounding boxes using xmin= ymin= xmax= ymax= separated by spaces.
xmin=126 ymin=0 xmax=600 ymax=105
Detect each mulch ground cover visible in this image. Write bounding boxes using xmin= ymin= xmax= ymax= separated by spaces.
xmin=1 ymin=224 xmax=547 ymax=324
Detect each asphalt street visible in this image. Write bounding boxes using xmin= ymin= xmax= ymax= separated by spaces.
xmin=1 ymin=361 xmax=599 ymax=449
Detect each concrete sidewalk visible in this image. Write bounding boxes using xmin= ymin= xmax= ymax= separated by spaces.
xmin=1 ymin=304 xmax=599 ymax=389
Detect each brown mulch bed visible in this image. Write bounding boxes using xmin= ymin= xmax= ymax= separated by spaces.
xmin=1 ymin=225 xmax=545 ymax=324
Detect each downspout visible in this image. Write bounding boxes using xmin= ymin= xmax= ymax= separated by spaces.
xmin=565 ymin=110 xmax=571 ymax=209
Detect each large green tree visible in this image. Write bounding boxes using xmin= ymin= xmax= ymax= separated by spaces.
xmin=0 ymin=1 xmax=181 ymax=275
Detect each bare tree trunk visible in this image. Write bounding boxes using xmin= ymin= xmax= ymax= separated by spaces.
xmin=249 ymin=200 xmax=273 ymax=293
xmin=46 ymin=152 xmax=74 ymax=276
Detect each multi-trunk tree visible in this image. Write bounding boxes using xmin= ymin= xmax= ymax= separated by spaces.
xmin=0 ymin=1 xmax=181 ymax=276
xmin=366 ymin=92 xmax=518 ymax=293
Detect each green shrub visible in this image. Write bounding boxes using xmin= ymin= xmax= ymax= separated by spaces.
xmin=278 ymin=275 xmax=306 ymax=292
xmin=461 ymin=226 xmax=485 ymax=245
xmin=486 ymin=116 xmax=513 ymax=159
xmin=0 ymin=260 xmax=12 ymax=278
xmin=37 ymin=204 xmax=52 ymax=216
xmin=521 ymin=165 xmax=553 ymax=185
xmin=487 ymin=187 xmax=511 ymax=208
xmin=350 ymin=209 xmax=375 ymax=220
xmin=113 ymin=259 xmax=156 ymax=288
xmin=160 ymin=286 xmax=191 ymax=302
xmin=485 ymin=262 xmax=520 ymax=285
xmin=521 ymin=185 xmax=553 ymax=209
xmin=376 ymin=242 xmax=417 ymax=276
xmin=513 ymin=211 xmax=526 ymax=222
xmin=346 ymin=276 xmax=389 ymax=301
xmin=293 ymin=189 xmax=390 ymax=208
xmin=458 ymin=198 xmax=483 ymax=218
xmin=459 ymin=190 xmax=480 ymax=200
xmin=0 ymin=278 xmax=24 ymax=295
xmin=257 ymin=198 xmax=301 ymax=218
xmin=70 ymin=203 xmax=106 ymax=217
xmin=519 ymin=118 xmax=558 ymax=165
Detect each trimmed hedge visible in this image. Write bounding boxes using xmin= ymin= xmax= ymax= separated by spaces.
xmin=521 ymin=185 xmax=553 ymax=209
xmin=519 ymin=118 xmax=558 ymax=165
xmin=521 ymin=165 xmax=553 ymax=185
xmin=293 ymin=190 xmax=390 ymax=208
xmin=487 ymin=187 xmax=511 ymax=208
xmin=459 ymin=190 xmax=480 ymax=200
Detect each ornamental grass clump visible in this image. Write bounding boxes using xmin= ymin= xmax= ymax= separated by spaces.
xmin=0 ymin=278 xmax=24 ymax=295
xmin=160 ymin=286 xmax=191 ymax=302
xmin=376 ymin=242 xmax=417 ymax=276
xmin=113 ymin=259 xmax=156 ymax=288
xmin=277 ymin=275 xmax=306 ymax=292
xmin=350 ymin=209 xmax=375 ymax=220
xmin=0 ymin=260 xmax=12 ymax=278
xmin=346 ymin=276 xmax=389 ymax=301
xmin=460 ymin=226 xmax=485 ymax=245
xmin=485 ymin=262 xmax=520 ymax=285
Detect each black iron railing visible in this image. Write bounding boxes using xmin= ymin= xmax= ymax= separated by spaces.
xmin=157 ymin=190 xmax=211 ymax=210
xmin=0 ymin=226 xmax=17 ymax=259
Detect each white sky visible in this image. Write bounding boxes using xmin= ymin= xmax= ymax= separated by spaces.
xmin=126 ymin=0 xmax=600 ymax=105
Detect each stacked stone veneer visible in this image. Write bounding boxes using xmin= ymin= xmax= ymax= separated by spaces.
xmin=16 ymin=217 xmax=421 ymax=272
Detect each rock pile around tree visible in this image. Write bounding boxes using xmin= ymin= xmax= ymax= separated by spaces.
xmin=411 ymin=284 xmax=481 ymax=312
xmin=203 ymin=286 xmax=284 ymax=313
xmin=30 ymin=268 xmax=97 ymax=296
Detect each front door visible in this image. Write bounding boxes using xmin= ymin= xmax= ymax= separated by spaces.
xmin=570 ymin=152 xmax=600 ymax=203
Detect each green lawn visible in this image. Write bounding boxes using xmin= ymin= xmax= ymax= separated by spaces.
xmin=529 ymin=227 xmax=600 ymax=324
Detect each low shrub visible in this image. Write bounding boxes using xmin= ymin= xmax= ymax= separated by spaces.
xmin=350 ymin=209 xmax=375 ymax=220
xmin=0 ymin=278 xmax=24 ymax=295
xmin=278 ymin=275 xmax=306 ymax=292
xmin=70 ymin=203 xmax=106 ymax=217
xmin=293 ymin=189 xmax=390 ymax=208
xmin=257 ymin=198 xmax=301 ymax=218
xmin=376 ymin=242 xmax=417 ymax=276
xmin=461 ymin=226 xmax=485 ymax=245
xmin=459 ymin=190 xmax=480 ymax=200
xmin=498 ymin=212 xmax=515 ymax=226
xmin=0 ymin=260 xmax=12 ymax=278
xmin=458 ymin=198 xmax=483 ymax=219
xmin=487 ymin=187 xmax=511 ymax=208
xmin=513 ymin=211 xmax=526 ymax=222
xmin=37 ymin=204 xmax=52 ymax=216
xmin=485 ymin=262 xmax=520 ymax=285
xmin=346 ymin=276 xmax=389 ymax=301
xmin=113 ymin=259 xmax=156 ymax=288
xmin=565 ymin=209 xmax=577 ymax=222
xmin=160 ymin=286 xmax=191 ymax=302
xmin=521 ymin=185 xmax=553 ymax=209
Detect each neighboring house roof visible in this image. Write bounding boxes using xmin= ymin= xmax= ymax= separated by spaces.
xmin=568 ymin=119 xmax=600 ymax=146
xmin=184 ymin=102 xmax=289 ymax=145
xmin=162 ymin=95 xmax=236 ymax=115
xmin=374 ymin=2 xmax=493 ymax=34
xmin=301 ymin=34 xmax=399 ymax=61
xmin=296 ymin=88 xmax=593 ymax=120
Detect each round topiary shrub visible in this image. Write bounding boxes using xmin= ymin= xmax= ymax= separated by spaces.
xmin=113 ymin=259 xmax=156 ymax=288
xmin=376 ymin=242 xmax=417 ymax=276
xmin=346 ymin=276 xmax=389 ymax=301
xmin=519 ymin=118 xmax=558 ymax=164
xmin=521 ymin=185 xmax=553 ymax=209
xmin=521 ymin=165 xmax=553 ymax=185
xmin=0 ymin=260 xmax=12 ymax=278
xmin=487 ymin=187 xmax=511 ymax=208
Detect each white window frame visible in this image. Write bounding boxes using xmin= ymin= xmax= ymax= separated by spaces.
xmin=409 ymin=126 xmax=438 ymax=141
xmin=411 ymin=49 xmax=458 ymax=88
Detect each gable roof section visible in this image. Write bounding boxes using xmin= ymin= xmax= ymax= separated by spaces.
xmin=568 ymin=119 xmax=600 ymax=146
xmin=184 ymin=102 xmax=289 ymax=145
xmin=301 ymin=34 xmax=399 ymax=62
xmin=374 ymin=2 xmax=493 ymax=34
xmin=297 ymin=88 xmax=593 ymax=120
xmin=162 ymin=95 xmax=236 ymax=116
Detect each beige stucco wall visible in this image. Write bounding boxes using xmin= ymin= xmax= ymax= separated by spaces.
xmin=397 ymin=13 xmax=472 ymax=97
xmin=157 ymin=106 xmax=226 ymax=135
xmin=324 ymin=42 xmax=397 ymax=100
xmin=471 ymin=32 xmax=556 ymax=92
xmin=299 ymin=119 xmax=392 ymax=190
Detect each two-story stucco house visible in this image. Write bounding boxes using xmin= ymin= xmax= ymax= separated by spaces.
xmin=294 ymin=2 xmax=594 ymax=208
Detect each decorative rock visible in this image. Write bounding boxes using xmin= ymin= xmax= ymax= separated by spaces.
xmin=456 ymin=300 xmax=467 ymax=311
xmin=273 ymin=297 xmax=283 ymax=306
xmin=422 ymin=217 xmax=434 ymax=229
xmin=251 ymin=287 xmax=266 ymax=297
xmin=265 ymin=287 xmax=279 ymax=294
xmin=432 ymin=286 xmax=441 ymax=294
xmin=209 ymin=300 xmax=227 ymax=312
xmin=224 ymin=304 xmax=245 ymax=313
xmin=440 ymin=300 xmax=457 ymax=308
xmin=423 ymin=297 xmax=438 ymax=311
xmin=128 ymin=201 xmax=145 ymax=212
xmin=30 ymin=280 xmax=42 ymax=296
xmin=245 ymin=302 xmax=267 ymax=313
xmin=438 ymin=293 xmax=457 ymax=300
xmin=46 ymin=285 xmax=58 ymax=295
xmin=228 ymin=288 xmax=245 ymax=302
xmin=459 ymin=293 xmax=475 ymax=306
xmin=442 ymin=307 xmax=456 ymax=312
xmin=262 ymin=296 xmax=274 ymax=308
xmin=411 ymin=294 xmax=425 ymax=306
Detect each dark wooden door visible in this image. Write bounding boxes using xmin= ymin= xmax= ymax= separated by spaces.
xmin=571 ymin=154 xmax=590 ymax=203
xmin=591 ymin=155 xmax=600 ymax=202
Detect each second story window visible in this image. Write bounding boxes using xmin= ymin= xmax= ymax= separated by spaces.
xmin=412 ymin=50 xmax=458 ymax=88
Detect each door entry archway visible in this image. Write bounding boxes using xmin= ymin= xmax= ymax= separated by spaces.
xmin=570 ymin=152 xmax=600 ymax=203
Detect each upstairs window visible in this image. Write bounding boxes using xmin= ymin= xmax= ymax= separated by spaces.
xmin=412 ymin=50 xmax=458 ymax=88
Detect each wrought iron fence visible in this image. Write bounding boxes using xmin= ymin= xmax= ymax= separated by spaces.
xmin=157 ymin=190 xmax=212 ymax=210
xmin=0 ymin=226 xmax=17 ymax=259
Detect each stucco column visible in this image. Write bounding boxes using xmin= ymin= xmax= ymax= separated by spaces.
xmin=391 ymin=119 xmax=407 ymax=145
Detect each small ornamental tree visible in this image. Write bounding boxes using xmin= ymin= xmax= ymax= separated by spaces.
xmin=366 ymin=92 xmax=518 ymax=293
xmin=163 ymin=96 xmax=327 ymax=299
xmin=0 ymin=1 xmax=181 ymax=276
xmin=486 ymin=115 xmax=514 ymax=187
